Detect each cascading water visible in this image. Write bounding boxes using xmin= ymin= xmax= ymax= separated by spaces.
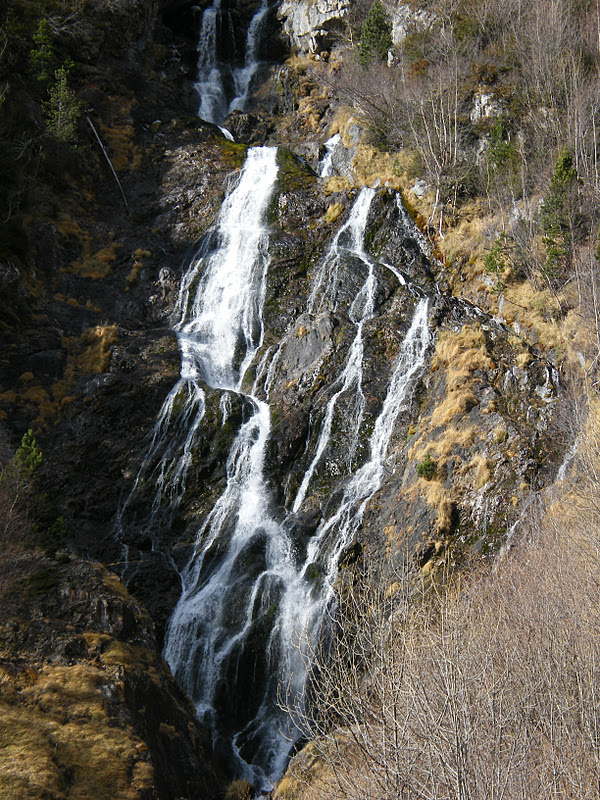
xmin=161 ymin=182 xmax=430 ymax=787
xmin=194 ymin=0 xmax=270 ymax=126
xmin=115 ymin=0 xmax=434 ymax=788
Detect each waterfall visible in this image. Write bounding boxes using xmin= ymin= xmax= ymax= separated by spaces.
xmin=277 ymin=296 xmax=430 ymax=711
xmin=119 ymin=163 xmax=432 ymax=786
xmin=194 ymin=0 xmax=270 ymax=126
xmin=116 ymin=146 xmax=278 ymax=559
xmin=318 ymin=132 xmax=341 ymax=178
xmin=162 ymin=182 xmax=430 ymax=786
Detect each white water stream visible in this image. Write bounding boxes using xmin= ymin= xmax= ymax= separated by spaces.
xmin=195 ymin=0 xmax=270 ymax=126
xmin=159 ymin=180 xmax=429 ymax=785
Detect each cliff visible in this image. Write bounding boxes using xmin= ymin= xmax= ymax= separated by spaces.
xmin=0 ymin=0 xmax=592 ymax=795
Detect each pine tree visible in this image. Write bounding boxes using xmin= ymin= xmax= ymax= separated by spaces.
xmin=359 ymin=1 xmax=392 ymax=67
xmin=30 ymin=18 xmax=56 ymax=84
xmin=540 ymin=148 xmax=582 ymax=283
xmin=45 ymin=65 xmax=82 ymax=144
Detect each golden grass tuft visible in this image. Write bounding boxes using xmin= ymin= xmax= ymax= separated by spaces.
xmin=428 ymin=325 xmax=492 ymax=427
xmin=418 ymin=478 xmax=453 ymax=533
xmin=464 ymin=454 xmax=493 ymax=489
xmin=410 ymin=425 xmax=477 ymax=466
xmin=78 ymin=325 xmax=118 ymax=373
xmin=430 ymin=390 xmax=479 ymax=428
xmin=66 ymin=242 xmax=120 ymax=281
xmin=351 ymin=143 xmax=403 ymax=190
xmin=323 ymin=202 xmax=344 ymax=224
xmin=324 ymin=175 xmax=351 ymax=194
xmin=101 ymin=121 xmax=142 ymax=173
xmin=55 ymin=214 xmax=92 ymax=251
xmin=432 ymin=324 xmax=490 ymax=371
xmin=126 ymin=260 xmax=144 ymax=288
xmin=225 ymin=779 xmax=254 ymax=800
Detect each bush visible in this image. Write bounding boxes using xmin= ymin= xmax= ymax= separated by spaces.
xmin=29 ymin=17 xmax=56 ymax=84
xmin=540 ymin=148 xmax=583 ymax=284
xmin=417 ymin=452 xmax=437 ymax=480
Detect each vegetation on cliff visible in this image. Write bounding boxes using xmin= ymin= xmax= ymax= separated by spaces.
xmin=2 ymin=0 xmax=600 ymax=796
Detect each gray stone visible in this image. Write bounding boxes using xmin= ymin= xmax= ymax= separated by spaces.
xmin=278 ymin=0 xmax=350 ymax=54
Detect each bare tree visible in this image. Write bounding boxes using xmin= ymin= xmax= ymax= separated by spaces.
xmin=279 ymin=454 xmax=600 ymax=800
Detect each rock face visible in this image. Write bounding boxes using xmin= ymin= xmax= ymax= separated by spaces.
xmin=0 ymin=553 xmax=223 ymax=800
xmin=0 ymin=0 xmax=569 ymax=792
xmin=385 ymin=1 xmax=437 ymax=47
xmin=278 ymin=0 xmax=350 ymax=54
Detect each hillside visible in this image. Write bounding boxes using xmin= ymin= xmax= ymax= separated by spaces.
xmin=0 ymin=0 xmax=599 ymax=798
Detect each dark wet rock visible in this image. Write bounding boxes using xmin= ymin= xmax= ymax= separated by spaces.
xmin=224 ymin=111 xmax=273 ymax=145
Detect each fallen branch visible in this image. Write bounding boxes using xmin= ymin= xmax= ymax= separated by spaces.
xmin=86 ymin=112 xmax=129 ymax=213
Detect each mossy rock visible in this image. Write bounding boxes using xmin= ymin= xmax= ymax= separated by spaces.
xmin=276 ymin=147 xmax=317 ymax=194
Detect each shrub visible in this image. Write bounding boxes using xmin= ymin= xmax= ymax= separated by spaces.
xmin=29 ymin=17 xmax=56 ymax=84
xmin=417 ymin=452 xmax=437 ymax=480
xmin=540 ymin=148 xmax=583 ymax=284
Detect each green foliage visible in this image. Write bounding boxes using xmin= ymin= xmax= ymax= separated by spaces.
xmin=30 ymin=17 xmax=56 ymax=83
xmin=417 ymin=453 xmax=437 ymax=480
xmin=45 ymin=64 xmax=81 ymax=144
xmin=540 ymin=148 xmax=582 ymax=282
xmin=487 ymin=117 xmax=518 ymax=173
xmin=0 ymin=429 xmax=42 ymax=489
xmin=483 ymin=233 xmax=512 ymax=273
xmin=359 ymin=0 xmax=392 ymax=67
xmin=39 ymin=515 xmax=66 ymax=557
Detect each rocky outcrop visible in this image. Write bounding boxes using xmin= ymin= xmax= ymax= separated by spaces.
xmin=0 ymin=553 xmax=223 ymax=800
xmin=385 ymin=0 xmax=437 ymax=47
xmin=278 ymin=0 xmax=350 ymax=54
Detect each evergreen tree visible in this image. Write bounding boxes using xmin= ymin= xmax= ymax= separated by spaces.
xmin=540 ymin=148 xmax=582 ymax=283
xmin=359 ymin=1 xmax=392 ymax=67
xmin=30 ymin=18 xmax=56 ymax=84
xmin=45 ymin=65 xmax=81 ymax=144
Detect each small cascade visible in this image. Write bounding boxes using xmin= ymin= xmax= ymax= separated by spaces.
xmin=229 ymin=0 xmax=270 ymax=115
xmin=294 ymin=188 xmax=377 ymax=512
xmin=318 ymin=132 xmax=341 ymax=178
xmin=194 ymin=0 xmax=271 ymax=126
xmin=308 ymin=187 xmax=375 ymax=313
xmin=195 ymin=0 xmax=228 ymax=124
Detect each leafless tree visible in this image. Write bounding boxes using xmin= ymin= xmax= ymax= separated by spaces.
xmin=279 ymin=444 xmax=600 ymax=799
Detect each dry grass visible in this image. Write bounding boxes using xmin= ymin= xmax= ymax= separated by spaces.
xmin=324 ymin=175 xmax=352 ymax=194
xmin=101 ymin=117 xmax=142 ymax=172
xmin=409 ymin=425 xmax=476 ymax=467
xmin=323 ymin=202 xmax=344 ymax=224
xmin=0 ymin=325 xmax=119 ymax=429
xmin=0 ymin=663 xmax=155 ymax=800
xmin=463 ymin=453 xmax=492 ymax=489
xmin=65 ymin=242 xmax=120 ymax=280
xmin=77 ymin=325 xmax=118 ymax=373
xmin=351 ymin=143 xmax=404 ymax=190
xmin=55 ymin=213 xmax=92 ymax=251
xmin=417 ymin=477 xmax=453 ymax=534
xmin=430 ymin=389 xmax=479 ymax=428
xmin=427 ymin=325 xmax=492 ymax=428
